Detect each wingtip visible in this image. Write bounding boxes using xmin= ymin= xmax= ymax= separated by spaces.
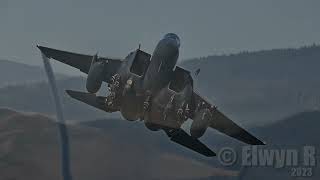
xmin=256 ymin=137 xmax=267 ymax=145
xmin=37 ymin=44 xmax=45 ymax=53
xmin=255 ymin=139 xmax=266 ymax=145
xmin=206 ymin=151 xmax=217 ymax=157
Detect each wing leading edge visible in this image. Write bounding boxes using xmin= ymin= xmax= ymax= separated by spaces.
xmin=191 ymin=91 xmax=265 ymax=145
xmin=37 ymin=45 xmax=122 ymax=82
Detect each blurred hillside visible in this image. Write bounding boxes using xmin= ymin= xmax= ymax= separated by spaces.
xmin=0 ymin=97 xmax=319 ymax=179
xmin=68 ymin=110 xmax=320 ymax=179
xmin=0 ymin=59 xmax=66 ymax=87
xmin=240 ymin=111 xmax=320 ymax=180
xmin=0 ymin=108 xmax=237 ymax=180
xmin=0 ymin=77 xmax=112 ymax=121
xmin=181 ymin=45 xmax=320 ymax=126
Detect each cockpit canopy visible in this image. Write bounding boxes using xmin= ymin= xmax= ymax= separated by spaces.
xmin=163 ymin=33 xmax=180 ymax=48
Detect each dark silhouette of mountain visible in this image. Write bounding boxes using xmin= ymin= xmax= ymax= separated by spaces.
xmin=0 ymin=59 xmax=66 ymax=87
xmin=0 ymin=108 xmax=237 ymax=180
xmin=181 ymin=45 xmax=320 ymax=127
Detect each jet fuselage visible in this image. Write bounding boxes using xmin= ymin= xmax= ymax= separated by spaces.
xmin=143 ymin=33 xmax=180 ymax=92
xmin=116 ymin=33 xmax=191 ymax=130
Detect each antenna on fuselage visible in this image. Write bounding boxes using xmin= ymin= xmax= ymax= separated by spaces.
xmin=138 ymin=43 xmax=141 ymax=50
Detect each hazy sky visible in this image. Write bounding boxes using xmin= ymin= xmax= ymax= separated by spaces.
xmin=1 ymin=0 xmax=320 ymax=74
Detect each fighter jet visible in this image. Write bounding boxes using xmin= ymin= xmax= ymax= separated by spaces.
xmin=37 ymin=33 xmax=264 ymax=157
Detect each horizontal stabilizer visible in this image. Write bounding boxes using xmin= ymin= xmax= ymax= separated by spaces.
xmin=164 ymin=128 xmax=216 ymax=157
xmin=66 ymin=90 xmax=117 ymax=112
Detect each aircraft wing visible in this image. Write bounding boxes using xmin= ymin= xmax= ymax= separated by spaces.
xmin=191 ymin=91 xmax=265 ymax=145
xmin=37 ymin=45 xmax=122 ymax=82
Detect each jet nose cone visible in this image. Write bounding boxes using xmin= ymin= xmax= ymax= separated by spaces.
xmin=163 ymin=33 xmax=180 ymax=48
